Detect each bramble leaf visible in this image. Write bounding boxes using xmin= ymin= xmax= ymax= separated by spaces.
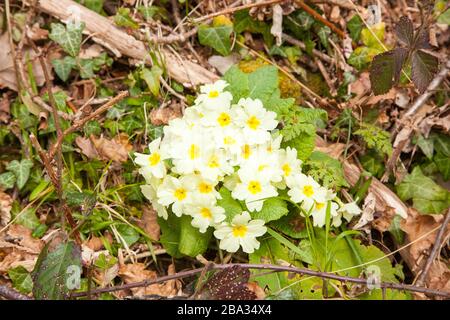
xmin=251 ymin=198 xmax=288 ymax=223
xmin=32 ymin=241 xmax=82 ymax=300
xmin=394 ymin=16 xmax=414 ymax=47
xmin=411 ymin=50 xmax=439 ymax=93
xmin=369 ymin=48 xmax=408 ymax=95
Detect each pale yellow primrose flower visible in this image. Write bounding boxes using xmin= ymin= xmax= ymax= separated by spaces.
xmin=134 ymin=137 xmax=167 ymax=179
xmin=157 ymin=176 xmax=192 ymax=217
xmin=234 ymin=98 xmax=278 ymax=145
xmin=214 ymin=211 xmax=267 ymax=253
xmin=194 ymin=80 xmax=233 ymax=110
xmin=287 ymin=173 xmax=327 ymax=210
xmin=232 ymin=167 xmax=278 ymax=212
xmin=185 ymin=196 xmax=226 ymax=233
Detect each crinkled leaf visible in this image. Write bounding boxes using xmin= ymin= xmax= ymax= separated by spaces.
xmin=0 ymin=172 xmax=16 ymax=189
xmin=397 ymin=166 xmax=450 ymax=214
xmin=49 ymin=22 xmax=84 ymax=57
xmin=52 ymin=57 xmax=76 ymax=82
xmin=198 ymin=25 xmax=233 ymax=56
xmin=7 ymin=159 xmax=33 ymax=189
xmin=251 ymin=198 xmax=288 ymax=223
xmin=394 ymin=16 xmax=414 ymax=47
xmin=411 ymin=50 xmax=439 ymax=93
xmin=217 ymin=186 xmax=242 ymax=222
xmin=32 ymin=241 xmax=82 ymax=300
xmin=8 ymin=266 xmax=33 ymax=294
xmin=370 ymin=48 xmax=408 ymax=95
xmin=158 ymin=214 xmax=183 ymax=258
xmin=282 ymin=131 xmax=315 ymax=161
xmin=178 ymin=215 xmax=212 ymax=257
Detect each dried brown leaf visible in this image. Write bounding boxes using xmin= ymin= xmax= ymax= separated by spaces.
xmin=90 ymin=134 xmax=132 ymax=163
xmin=136 ymin=206 xmax=160 ymax=241
xmin=150 ymin=105 xmax=182 ymax=126
xmin=0 ymin=191 xmax=12 ymax=226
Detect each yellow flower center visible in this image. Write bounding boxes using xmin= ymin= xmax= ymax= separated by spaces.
xmin=208 ymin=155 xmax=220 ymax=168
xmin=189 ymin=144 xmax=200 ymax=160
xmin=246 ymin=116 xmax=260 ymax=130
xmin=282 ymin=163 xmax=291 ymax=177
xmin=174 ymin=188 xmax=187 ymax=201
xmin=232 ymin=225 xmax=248 ymax=237
xmin=208 ymin=90 xmax=219 ymax=98
xmin=148 ymin=153 xmax=161 ymax=166
xmin=258 ymin=164 xmax=267 ymax=172
xmin=315 ymin=202 xmax=325 ymax=210
xmin=217 ymin=112 xmax=231 ymax=127
xmin=200 ymin=207 xmax=212 ymax=219
xmin=198 ymin=182 xmax=213 ymax=193
xmin=224 ymin=136 xmax=235 ymax=145
xmin=303 ymin=185 xmax=314 ymax=198
xmin=242 ymin=144 xmax=251 ymax=159
xmin=248 ymin=181 xmax=262 ymax=195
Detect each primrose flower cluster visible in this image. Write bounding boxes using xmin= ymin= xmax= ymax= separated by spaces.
xmin=135 ymin=80 xmax=361 ymax=254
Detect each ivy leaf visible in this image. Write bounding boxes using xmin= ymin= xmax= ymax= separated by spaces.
xmin=7 ymin=159 xmax=33 ymax=189
xmin=78 ymin=59 xmax=95 ymax=79
xmin=394 ymin=16 xmax=414 ymax=47
xmin=434 ymin=152 xmax=450 ymax=180
xmin=397 ymin=166 xmax=450 ymax=214
xmin=0 ymin=172 xmax=16 ymax=189
xmin=234 ymin=10 xmax=272 ymax=45
xmin=49 ymin=22 xmax=84 ymax=57
xmin=361 ymin=22 xmax=385 ymax=50
xmin=411 ymin=50 xmax=439 ymax=93
xmin=347 ymin=15 xmax=363 ymax=41
xmin=348 ymin=47 xmax=381 ymax=70
xmin=217 ymin=186 xmax=242 ymax=222
xmin=251 ymin=198 xmax=288 ymax=223
xmin=8 ymin=266 xmax=33 ymax=294
xmin=198 ymin=25 xmax=233 ymax=56
xmin=316 ymin=26 xmax=331 ymax=48
xmin=52 ymin=57 xmax=76 ymax=82
xmin=140 ymin=66 xmax=163 ymax=96
xmin=114 ymin=7 xmax=139 ymax=29
xmin=369 ymin=48 xmax=408 ymax=95
xmin=416 ymin=134 xmax=434 ymax=159
xmin=32 ymin=241 xmax=82 ymax=300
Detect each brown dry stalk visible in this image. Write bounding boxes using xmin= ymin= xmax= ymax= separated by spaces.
xmin=293 ymin=0 xmax=346 ymax=38
xmin=415 ymin=210 xmax=450 ymax=287
xmin=193 ymin=0 xmax=285 ymax=23
xmin=0 ymin=285 xmax=32 ymax=300
xmin=71 ymin=263 xmax=450 ymax=298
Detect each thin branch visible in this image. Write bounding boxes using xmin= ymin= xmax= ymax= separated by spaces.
xmin=193 ymin=0 xmax=285 ymax=23
xmin=293 ymin=0 xmax=346 ymax=38
xmin=48 ymin=91 xmax=129 ymax=159
xmin=0 ymin=285 xmax=32 ymax=300
xmin=416 ymin=210 xmax=450 ymax=287
xmin=282 ymin=33 xmax=333 ymax=64
xmin=71 ymin=263 xmax=450 ymax=298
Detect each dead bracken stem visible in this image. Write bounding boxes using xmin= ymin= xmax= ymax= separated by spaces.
xmin=70 ymin=263 xmax=450 ymax=299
